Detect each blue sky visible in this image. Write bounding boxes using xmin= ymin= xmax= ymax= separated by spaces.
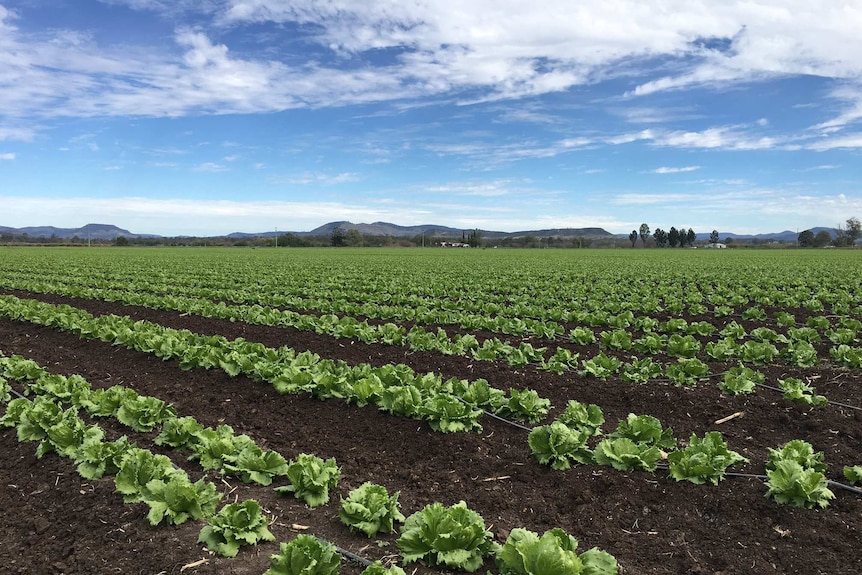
xmin=1 ymin=1 xmax=862 ymax=237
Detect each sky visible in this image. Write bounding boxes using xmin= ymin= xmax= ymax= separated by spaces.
xmin=2 ymin=1 xmax=862 ymax=237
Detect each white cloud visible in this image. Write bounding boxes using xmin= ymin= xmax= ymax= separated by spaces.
xmin=807 ymin=133 xmax=862 ymax=151
xmin=0 ymin=152 xmax=15 ymax=160
xmin=652 ymin=166 xmax=701 ymax=174
xmin=273 ymin=172 xmax=361 ymax=185
xmin=192 ymin=162 xmax=228 ymax=172
xmin=0 ymin=126 xmax=35 ymax=142
xmin=1 ymin=1 xmax=861 ymax=118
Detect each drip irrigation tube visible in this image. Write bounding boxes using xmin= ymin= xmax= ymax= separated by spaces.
xmin=315 ymin=537 xmax=374 ymax=567
xmin=754 ymin=382 xmax=862 ymax=411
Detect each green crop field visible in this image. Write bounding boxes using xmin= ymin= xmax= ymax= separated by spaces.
xmin=1 ymin=246 xmax=860 ymax=575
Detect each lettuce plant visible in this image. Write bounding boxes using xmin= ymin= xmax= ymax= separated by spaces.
xmin=398 ymin=501 xmax=500 ymax=572
xmin=620 ymin=357 xmax=662 ymax=383
xmin=116 ymin=394 xmax=178 ymax=432
xmin=0 ymin=375 xmax=10 ymax=403
xmin=419 ymin=393 xmax=483 ymax=433
xmin=461 ymin=379 xmax=507 ymax=412
xmin=607 ymin=414 xmax=676 ymax=450
xmin=496 ymin=389 xmax=550 ymax=424
xmin=361 ymin=561 xmax=406 ymax=575
xmin=378 ymin=386 xmax=425 ymax=418
xmin=580 ymin=353 xmax=621 ymax=380
xmin=75 ymin=436 xmax=136 ymax=479
xmin=198 ymin=499 xmax=275 ymax=557
xmin=189 ymin=425 xmax=255 ymax=470
xmin=223 ymin=444 xmax=289 ymax=486
xmin=496 ymin=528 xmax=618 ymax=575
xmin=704 ymin=338 xmax=739 ymax=361
xmin=154 ymin=416 xmax=204 ymax=449
xmin=781 ymin=341 xmax=819 ymax=367
xmin=339 ymin=482 xmax=405 ymax=537
xmin=766 ymin=440 xmax=827 ymax=474
xmin=528 ymin=422 xmax=593 ymax=471
xmin=264 ymin=535 xmax=341 ymax=575
xmin=600 ymin=330 xmax=632 ymax=351
xmin=665 ymin=358 xmax=710 ymax=386
xmin=665 ymin=334 xmax=701 ymax=358
xmin=114 ymin=448 xmax=180 ymax=503
xmin=275 ymin=453 xmax=340 ymax=507
xmin=844 ymin=465 xmax=862 ymax=484
xmin=142 ymin=475 xmax=222 ymax=526
xmin=633 ymin=333 xmax=666 ymax=355
xmin=765 ymin=460 xmax=834 ymax=509
xmin=777 ymin=378 xmax=827 ymax=407
xmin=80 ymin=385 xmax=139 ymax=417
xmin=554 ymin=400 xmax=604 ymax=437
xmin=568 ymin=327 xmax=596 ymax=345
xmin=718 ymin=366 xmax=763 ymax=395
xmin=593 ymin=438 xmax=660 ymax=472
xmin=667 ymin=432 xmax=748 ymax=485
xmin=740 ymin=341 xmax=779 ymax=365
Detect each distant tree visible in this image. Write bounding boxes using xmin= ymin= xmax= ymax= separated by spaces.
xmin=845 ymin=217 xmax=861 ymax=245
xmin=345 ymin=229 xmax=364 ymax=247
xmin=467 ymin=229 xmax=482 ymax=248
xmin=797 ymin=230 xmax=815 ymax=248
xmin=709 ymin=230 xmax=720 ymax=244
xmin=639 ymin=223 xmax=650 ymax=246
xmin=331 ymin=227 xmax=347 ymax=247
xmin=668 ymin=227 xmax=680 ymax=248
xmin=814 ymin=230 xmax=833 ymax=247
xmin=686 ymin=228 xmax=696 ymax=247
xmin=653 ymin=228 xmax=668 ymax=247
xmin=628 ymin=230 xmax=638 ymax=248
xmin=114 ymin=236 xmax=129 ymax=246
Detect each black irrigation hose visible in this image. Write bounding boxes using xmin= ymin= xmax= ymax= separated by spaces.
xmin=754 ymin=382 xmax=862 ymax=411
xmin=315 ymin=537 xmax=374 ymax=567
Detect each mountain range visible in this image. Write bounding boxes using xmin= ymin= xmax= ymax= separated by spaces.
xmin=0 ymin=221 xmax=842 ymax=243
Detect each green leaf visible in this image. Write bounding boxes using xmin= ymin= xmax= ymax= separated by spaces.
xmin=275 ymin=453 xmax=340 ymax=508
xmin=398 ymin=501 xmax=499 ymax=572
xmin=223 ymin=444 xmax=289 ymax=486
xmin=555 ymin=400 xmax=604 ymax=437
xmin=592 ymin=438 xmax=660 ymax=472
xmin=843 ymin=465 xmax=862 ymax=484
xmin=339 ymin=482 xmax=405 ymax=537
xmin=528 ymin=422 xmax=593 ymax=471
xmin=198 ymin=499 xmax=275 ymax=558
xmin=766 ymin=440 xmax=827 ymax=474
xmin=264 ymin=535 xmax=341 ymax=575
xmin=143 ymin=475 xmax=221 ymax=526
xmin=667 ymin=432 xmax=748 ymax=485
xmin=765 ymin=460 xmax=834 ymax=509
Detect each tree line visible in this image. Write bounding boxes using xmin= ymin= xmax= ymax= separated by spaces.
xmin=797 ymin=217 xmax=860 ymax=248
xmin=629 ymin=224 xmax=699 ymax=248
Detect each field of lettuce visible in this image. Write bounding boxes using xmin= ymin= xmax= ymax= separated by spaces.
xmin=1 ymin=246 xmax=860 ymax=575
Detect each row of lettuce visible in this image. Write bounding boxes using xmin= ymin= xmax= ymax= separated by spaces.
xmin=0 ymin=352 xmax=620 ymax=575
xmin=1 ymin=292 xmax=859 ymax=510
xmin=4 ymin=249 xmax=860 ymax=328
xmin=4 ymin=276 xmax=862 ymax=376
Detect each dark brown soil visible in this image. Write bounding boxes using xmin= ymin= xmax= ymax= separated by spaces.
xmin=1 ymin=291 xmax=860 ymax=575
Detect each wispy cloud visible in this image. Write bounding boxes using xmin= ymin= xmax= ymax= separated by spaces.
xmin=192 ymin=162 xmax=228 ymax=172
xmin=0 ymin=152 xmax=15 ymax=160
xmin=652 ymin=166 xmax=701 ymax=174
xmin=2 ymin=1 xmax=861 ymax=119
xmin=273 ymin=172 xmax=361 ymax=185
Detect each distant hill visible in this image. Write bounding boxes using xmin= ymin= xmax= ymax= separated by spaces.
xmin=691 ymin=227 xmax=838 ymax=243
xmin=2 ymin=221 xmax=848 ymax=243
xmin=227 ymin=221 xmax=615 ymax=239
xmin=0 ymin=223 xmax=160 ymax=240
